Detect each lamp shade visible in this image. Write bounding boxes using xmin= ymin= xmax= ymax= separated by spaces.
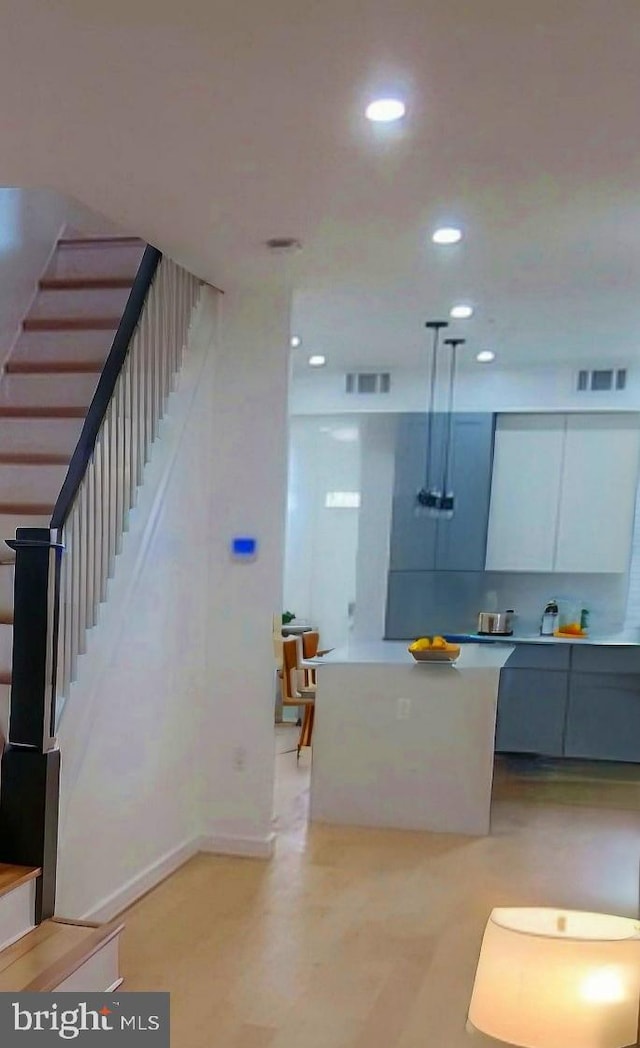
xmin=468 ymin=908 xmax=640 ymax=1048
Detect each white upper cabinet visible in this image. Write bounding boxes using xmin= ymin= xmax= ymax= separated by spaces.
xmin=554 ymin=414 xmax=640 ymax=573
xmin=485 ymin=415 xmax=565 ymax=572
xmin=486 ymin=413 xmax=640 ymax=573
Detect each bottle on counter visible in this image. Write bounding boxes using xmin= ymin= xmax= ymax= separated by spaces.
xmin=580 ymin=607 xmax=590 ymax=632
xmin=541 ymin=600 xmax=559 ymax=636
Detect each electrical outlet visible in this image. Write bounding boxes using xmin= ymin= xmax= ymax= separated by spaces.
xmin=233 ymin=746 xmax=246 ymax=771
xmin=397 ymin=697 xmax=411 ymax=720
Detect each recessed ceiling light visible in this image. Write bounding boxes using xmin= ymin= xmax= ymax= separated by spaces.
xmin=450 ymin=304 xmax=474 ymax=319
xmin=432 ymin=226 xmax=463 ymax=245
xmin=365 ymin=98 xmax=406 ymax=123
xmin=290 ymin=335 xmax=301 ymax=348
xmin=308 ymin=355 xmax=326 ymax=368
xmin=476 ymin=350 xmax=495 ymax=363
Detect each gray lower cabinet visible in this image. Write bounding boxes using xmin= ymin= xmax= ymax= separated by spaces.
xmin=495 ymin=644 xmax=640 ymax=763
xmin=495 ymin=668 xmax=569 ymax=757
xmin=565 ymin=672 xmax=640 ymax=762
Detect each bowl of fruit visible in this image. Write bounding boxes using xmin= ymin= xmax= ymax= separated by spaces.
xmin=408 ymin=636 xmax=461 ymax=663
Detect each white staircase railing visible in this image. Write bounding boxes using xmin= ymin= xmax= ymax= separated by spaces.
xmin=55 ymin=255 xmax=200 ymax=703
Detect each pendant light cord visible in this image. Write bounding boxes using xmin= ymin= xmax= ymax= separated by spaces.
xmin=424 ymin=322 xmax=448 ymax=494
xmin=441 ymin=339 xmax=463 ymax=497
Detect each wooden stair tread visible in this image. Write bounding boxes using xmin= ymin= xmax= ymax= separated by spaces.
xmin=0 ymin=613 xmax=13 ymax=626
xmin=0 ymin=918 xmax=123 ymax=991
xmin=0 ymin=670 xmax=11 ymax=686
xmin=0 ymin=452 xmax=70 ymax=466
xmin=6 ymin=361 xmax=103 ymax=374
xmin=39 ymin=276 xmax=134 ymax=291
xmin=0 ymin=501 xmax=54 ymax=514
xmin=0 ymin=406 xmax=86 ymax=419
xmin=23 ymin=317 xmax=120 ymax=332
xmin=0 ymin=864 xmax=40 ymax=901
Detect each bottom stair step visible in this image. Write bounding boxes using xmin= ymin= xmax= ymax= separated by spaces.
xmin=0 ymin=866 xmax=40 ymax=952
xmin=0 ymin=918 xmax=124 ymax=991
xmin=0 ymin=866 xmax=40 ymax=901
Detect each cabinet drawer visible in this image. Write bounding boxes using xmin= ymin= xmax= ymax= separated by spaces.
xmin=570 ymin=646 xmax=640 ymax=675
xmin=505 ymin=645 xmax=571 ymax=671
xmin=565 ymin=673 xmax=640 ymax=762
xmin=495 ymin=669 xmax=569 ymax=757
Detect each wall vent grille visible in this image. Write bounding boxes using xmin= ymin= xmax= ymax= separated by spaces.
xmin=576 ymin=368 xmax=627 ymax=393
xmin=345 ymin=371 xmax=391 ymax=395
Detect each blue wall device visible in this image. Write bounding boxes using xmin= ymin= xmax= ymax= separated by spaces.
xmin=231 ymin=536 xmax=258 ymax=561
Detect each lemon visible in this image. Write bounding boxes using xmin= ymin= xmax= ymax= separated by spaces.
xmin=409 ymin=637 xmax=431 ymax=651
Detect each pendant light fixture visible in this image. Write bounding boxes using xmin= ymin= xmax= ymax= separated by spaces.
xmin=440 ymin=337 xmax=465 ymax=519
xmin=416 ymin=320 xmax=448 ymax=516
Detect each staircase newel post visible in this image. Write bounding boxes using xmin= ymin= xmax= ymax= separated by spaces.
xmin=0 ymin=526 xmax=64 ymax=922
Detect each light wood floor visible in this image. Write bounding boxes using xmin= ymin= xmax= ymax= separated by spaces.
xmin=119 ymin=727 xmax=640 ymax=1047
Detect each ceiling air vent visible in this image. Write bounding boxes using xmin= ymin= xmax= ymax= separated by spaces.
xmin=576 ymin=368 xmax=627 ymax=393
xmin=345 ymin=371 xmax=391 ymax=395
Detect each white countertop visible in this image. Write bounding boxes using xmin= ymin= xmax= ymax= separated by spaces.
xmin=447 ymin=631 xmax=640 ymax=647
xmin=306 ymin=640 xmax=514 ymax=671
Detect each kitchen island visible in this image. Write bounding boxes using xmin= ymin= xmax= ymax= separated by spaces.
xmin=308 ymin=641 xmax=513 ymax=836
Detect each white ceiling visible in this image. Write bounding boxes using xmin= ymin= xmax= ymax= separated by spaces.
xmin=0 ymin=1 xmax=638 ymax=374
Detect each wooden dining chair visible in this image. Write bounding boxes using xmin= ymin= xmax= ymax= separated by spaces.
xmin=300 ymin=630 xmax=334 ymax=687
xmin=281 ymin=636 xmax=315 ymax=760
xmin=301 ymin=631 xmax=320 ymax=659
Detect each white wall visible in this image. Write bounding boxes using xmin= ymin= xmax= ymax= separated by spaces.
xmin=284 ymin=416 xmax=360 ymax=649
xmin=201 ymin=282 xmax=290 ymax=849
xmin=291 ymin=364 xmax=640 ymax=416
xmin=624 ymin=479 xmax=640 ymax=630
xmin=56 ymin=283 xmax=290 ymax=920
xmin=0 ymin=187 xmax=127 ymax=372
xmin=353 ymin=414 xmax=396 ymax=641
xmin=0 ymin=188 xmax=72 ymax=367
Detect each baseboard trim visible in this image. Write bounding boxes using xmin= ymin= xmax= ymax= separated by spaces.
xmin=0 ymin=877 xmax=37 ymax=953
xmin=199 ymin=832 xmax=275 ymax=859
xmin=80 ymin=830 xmax=275 ymax=922
xmin=81 ymin=839 xmax=201 ymax=923
xmin=0 ymin=923 xmax=36 ymax=954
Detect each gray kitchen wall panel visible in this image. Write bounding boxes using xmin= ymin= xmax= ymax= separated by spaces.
xmin=385 ymin=570 xmax=488 ymax=638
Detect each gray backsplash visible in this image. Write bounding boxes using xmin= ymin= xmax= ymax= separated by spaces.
xmin=385 ymin=570 xmax=629 ymax=639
